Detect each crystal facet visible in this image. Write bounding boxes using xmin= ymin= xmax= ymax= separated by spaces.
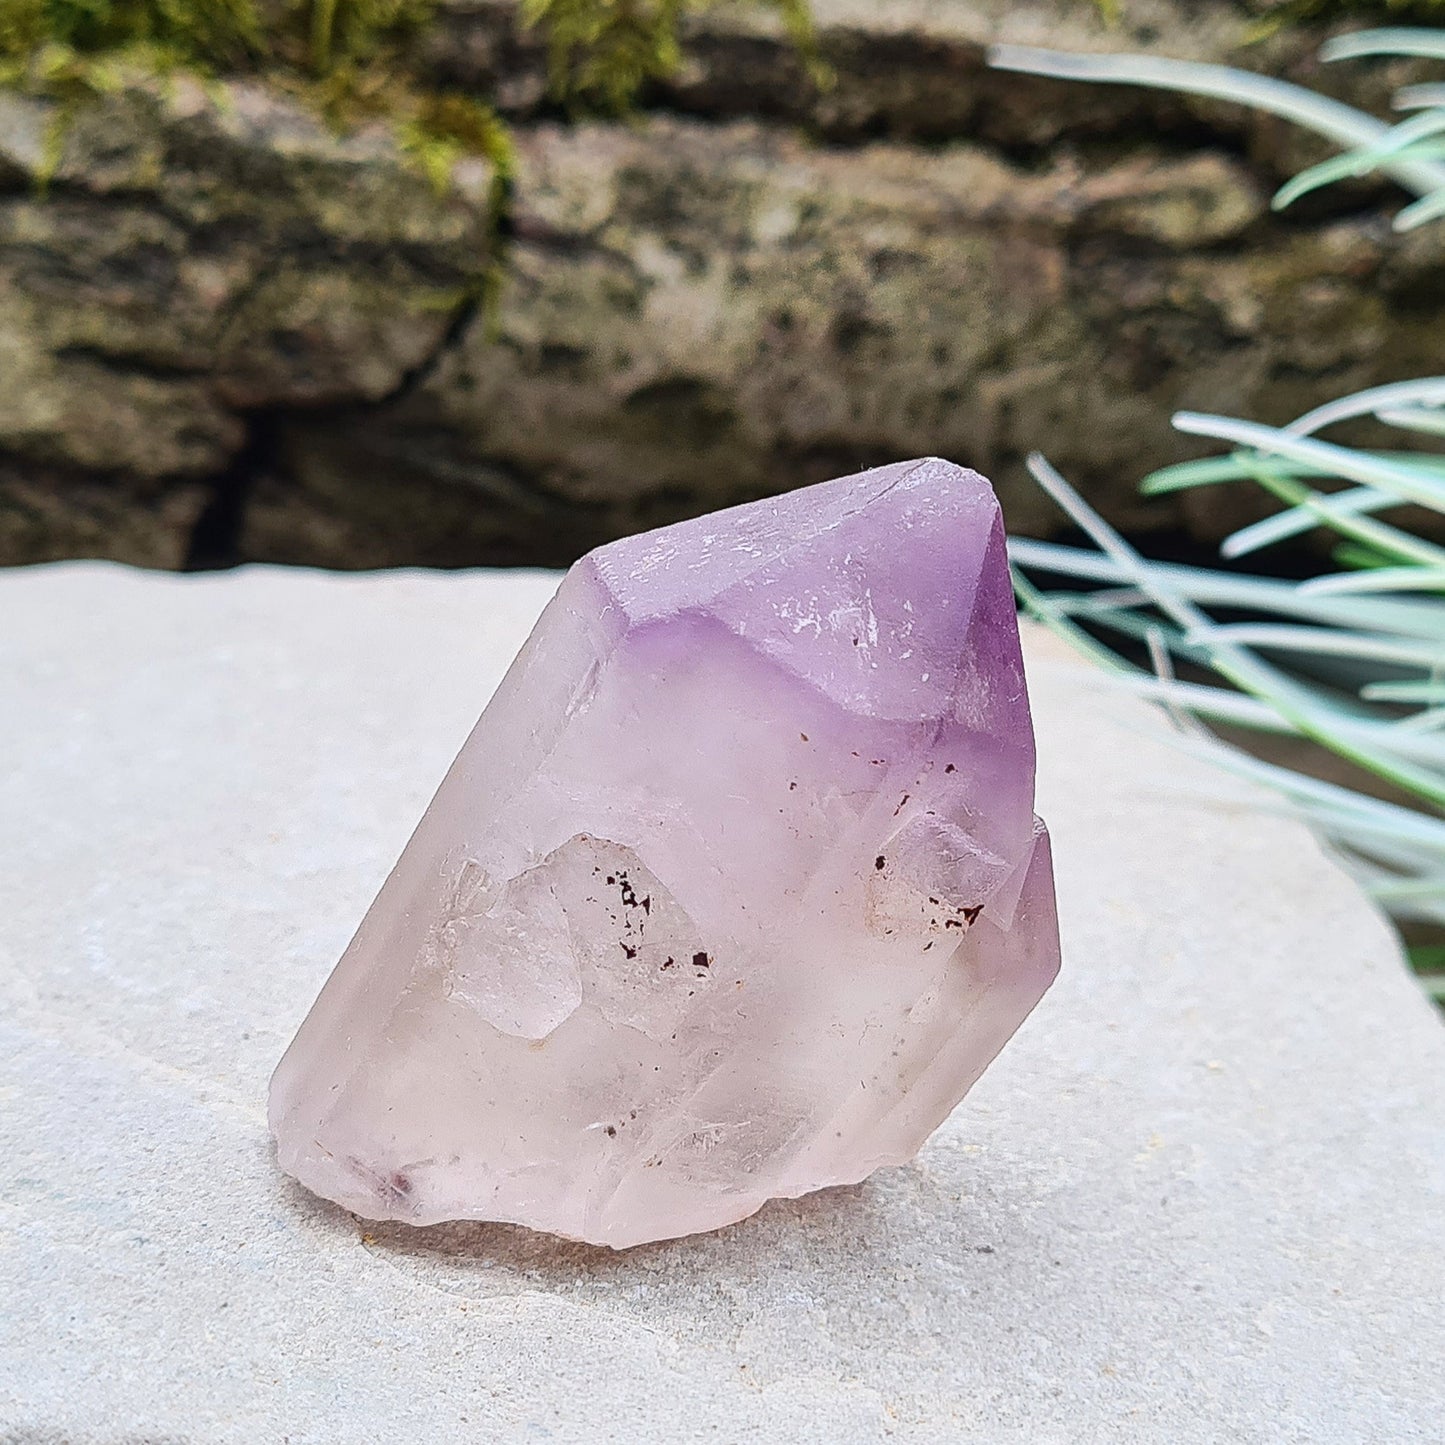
xmin=269 ymin=458 xmax=1061 ymax=1247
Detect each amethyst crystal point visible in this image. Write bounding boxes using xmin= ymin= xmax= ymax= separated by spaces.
xmin=269 ymin=458 xmax=1061 ymax=1247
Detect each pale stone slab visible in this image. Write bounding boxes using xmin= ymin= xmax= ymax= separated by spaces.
xmin=1 ymin=562 xmax=1440 ymax=1443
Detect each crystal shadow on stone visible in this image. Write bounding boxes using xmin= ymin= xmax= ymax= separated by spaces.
xmin=272 ymin=1154 xmax=1050 ymax=1346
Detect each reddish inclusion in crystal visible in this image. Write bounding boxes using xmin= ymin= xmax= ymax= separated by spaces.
xmin=269 ymin=458 xmax=1061 ymax=1248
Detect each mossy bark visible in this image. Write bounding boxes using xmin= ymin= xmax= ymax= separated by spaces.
xmin=1 ymin=0 xmax=1441 ymax=568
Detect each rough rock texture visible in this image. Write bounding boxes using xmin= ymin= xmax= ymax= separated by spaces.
xmin=2 ymin=0 xmax=1443 ymax=568
xmin=0 ymin=77 xmax=493 ymax=568
xmin=270 ymin=460 xmax=1060 ymax=1246
xmin=2 ymin=562 xmax=1442 ymax=1439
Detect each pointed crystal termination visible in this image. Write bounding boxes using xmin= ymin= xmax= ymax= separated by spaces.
xmin=269 ymin=458 xmax=1061 ymax=1248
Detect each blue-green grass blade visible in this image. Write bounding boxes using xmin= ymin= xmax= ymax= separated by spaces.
xmin=1322 ymin=29 xmax=1445 ymax=64
xmin=987 ymin=45 xmax=1445 ymax=198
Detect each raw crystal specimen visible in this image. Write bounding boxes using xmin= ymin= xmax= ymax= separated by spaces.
xmin=269 ymin=458 xmax=1061 ymax=1247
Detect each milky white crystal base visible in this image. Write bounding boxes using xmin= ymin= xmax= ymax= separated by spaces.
xmin=269 ymin=458 xmax=1060 ymax=1248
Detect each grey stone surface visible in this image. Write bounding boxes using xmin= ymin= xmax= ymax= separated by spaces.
xmin=1 ymin=561 xmax=1441 ymax=1442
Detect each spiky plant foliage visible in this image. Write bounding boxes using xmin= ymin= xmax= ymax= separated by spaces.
xmin=993 ymin=30 xmax=1445 ymax=995
xmin=995 ymin=29 xmax=1445 ymax=228
xmin=1091 ymin=3 xmax=1445 ymax=29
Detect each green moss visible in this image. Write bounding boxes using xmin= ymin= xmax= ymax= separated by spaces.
xmin=0 ymin=0 xmax=450 ymax=79
xmin=0 ymin=1 xmax=821 ymax=121
xmin=0 ymin=0 xmax=822 ymax=214
xmin=0 ymin=2 xmax=395 ymax=89
xmin=0 ymin=0 xmax=818 ymax=296
xmin=520 ymin=0 xmax=824 ymax=113
xmin=0 ymin=2 xmax=449 ymax=139
xmin=0 ymin=0 xmax=261 ymax=71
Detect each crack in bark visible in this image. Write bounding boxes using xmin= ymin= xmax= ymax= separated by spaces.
xmin=183 ymin=412 xmax=277 ymax=571
xmin=182 ymin=281 xmax=487 ymax=569
xmin=383 ymin=285 xmax=485 ymax=409
xmin=52 ymin=343 xmax=213 ymax=382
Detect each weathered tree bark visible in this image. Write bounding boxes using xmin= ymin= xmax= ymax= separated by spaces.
xmin=1 ymin=0 xmax=1440 ymax=569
